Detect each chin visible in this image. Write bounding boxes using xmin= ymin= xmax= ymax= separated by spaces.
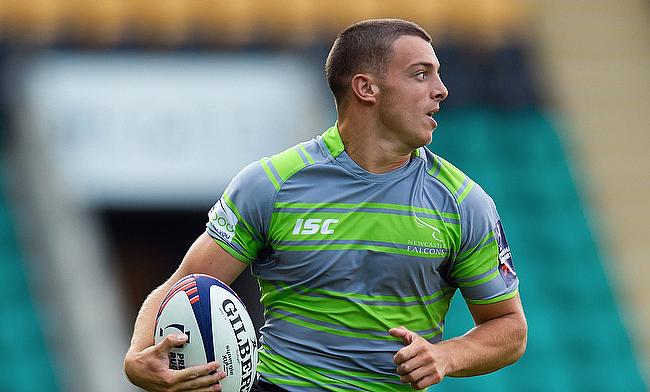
xmin=419 ymin=130 xmax=434 ymax=146
xmin=409 ymin=134 xmax=432 ymax=150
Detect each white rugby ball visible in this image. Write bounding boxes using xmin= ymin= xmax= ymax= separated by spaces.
xmin=155 ymin=274 xmax=258 ymax=392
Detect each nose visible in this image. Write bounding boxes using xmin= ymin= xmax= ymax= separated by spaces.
xmin=431 ymin=76 xmax=448 ymax=102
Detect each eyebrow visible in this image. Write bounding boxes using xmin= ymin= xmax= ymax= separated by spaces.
xmin=408 ymin=62 xmax=440 ymax=72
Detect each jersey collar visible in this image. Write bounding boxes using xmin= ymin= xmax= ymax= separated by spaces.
xmin=321 ymin=122 xmax=424 ymax=159
xmin=321 ymin=123 xmax=345 ymax=158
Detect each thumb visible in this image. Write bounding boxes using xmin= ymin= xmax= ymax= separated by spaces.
xmin=389 ymin=326 xmax=416 ymax=345
xmin=158 ymin=334 xmax=187 ymax=353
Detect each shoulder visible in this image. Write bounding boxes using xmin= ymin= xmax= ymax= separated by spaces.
xmin=217 ymin=138 xmax=327 ymax=239
xmin=226 ymin=137 xmax=328 ymax=201
xmin=422 ymin=148 xmax=477 ymax=204
xmin=421 ymin=147 xmax=497 ymax=221
xmin=257 ymin=137 xmax=330 ymax=190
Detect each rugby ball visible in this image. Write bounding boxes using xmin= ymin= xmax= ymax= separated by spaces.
xmin=155 ymin=274 xmax=258 ymax=392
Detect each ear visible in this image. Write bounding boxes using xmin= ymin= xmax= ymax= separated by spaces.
xmin=350 ymin=74 xmax=378 ymax=104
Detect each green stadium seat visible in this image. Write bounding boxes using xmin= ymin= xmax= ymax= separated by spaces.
xmin=0 ymin=169 xmax=59 ymax=390
xmin=428 ymin=108 xmax=645 ymax=391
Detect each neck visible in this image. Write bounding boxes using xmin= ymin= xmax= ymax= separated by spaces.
xmin=337 ymin=114 xmax=414 ymax=174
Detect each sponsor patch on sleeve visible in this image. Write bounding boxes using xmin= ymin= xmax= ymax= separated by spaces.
xmin=494 ymin=220 xmax=516 ymax=286
xmin=208 ymin=199 xmax=238 ymax=243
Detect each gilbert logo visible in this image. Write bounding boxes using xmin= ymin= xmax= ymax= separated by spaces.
xmin=222 ymin=299 xmax=255 ymax=392
xmin=292 ymin=218 xmax=339 ymax=235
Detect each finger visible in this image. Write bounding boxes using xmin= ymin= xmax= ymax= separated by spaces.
xmin=395 ymin=356 xmax=413 ymax=376
xmin=389 ymin=326 xmax=416 ymax=345
xmin=388 ymin=326 xmax=407 ymax=341
xmin=185 ymin=385 xmax=222 ymax=392
xmin=411 ymin=373 xmax=444 ymax=390
xmin=392 ymin=333 xmax=423 ymax=366
xmin=398 ymin=362 xmax=430 ymax=384
xmin=158 ymin=334 xmax=188 ymax=354
xmin=393 ymin=343 xmax=419 ymax=366
xmin=395 ymin=348 xmax=430 ymax=376
xmin=174 ymin=369 xmax=225 ymax=391
xmin=193 ymin=387 xmax=222 ymax=392
xmin=173 ymin=361 xmax=221 ymax=382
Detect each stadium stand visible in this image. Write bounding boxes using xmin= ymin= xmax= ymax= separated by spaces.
xmin=534 ymin=0 xmax=650 ymax=375
xmin=0 ymin=1 xmax=647 ymax=390
xmin=0 ymin=147 xmax=59 ymax=390
xmin=428 ymin=108 xmax=645 ymax=391
xmin=0 ymin=0 xmax=527 ymax=48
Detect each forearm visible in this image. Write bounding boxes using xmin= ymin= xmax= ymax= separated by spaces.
xmin=127 ymin=281 xmax=176 ymax=355
xmin=123 ymin=234 xmax=245 ymax=389
xmin=438 ymin=311 xmax=527 ymax=377
xmin=127 ymin=233 xmax=245 ymax=355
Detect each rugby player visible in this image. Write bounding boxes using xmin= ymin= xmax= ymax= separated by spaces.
xmin=125 ymin=18 xmax=527 ymax=392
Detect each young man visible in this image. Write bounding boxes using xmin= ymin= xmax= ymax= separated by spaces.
xmin=124 ymin=19 xmax=527 ymax=392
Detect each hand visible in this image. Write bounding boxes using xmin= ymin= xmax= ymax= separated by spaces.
xmin=389 ymin=326 xmax=450 ymax=390
xmin=124 ymin=334 xmax=226 ymax=391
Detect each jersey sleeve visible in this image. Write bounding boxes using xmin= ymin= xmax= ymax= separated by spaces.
xmin=206 ymin=161 xmax=276 ymax=264
xmin=449 ymin=184 xmax=519 ymax=304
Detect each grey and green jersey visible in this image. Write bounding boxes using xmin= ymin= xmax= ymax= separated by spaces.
xmin=206 ymin=124 xmax=518 ymax=391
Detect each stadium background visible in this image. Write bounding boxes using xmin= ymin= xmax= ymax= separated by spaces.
xmin=0 ymin=1 xmax=648 ymax=391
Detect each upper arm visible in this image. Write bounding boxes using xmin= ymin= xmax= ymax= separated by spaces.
xmin=467 ymin=293 xmax=525 ymax=326
xmin=206 ymin=160 xmax=276 ymax=263
xmin=450 ymin=184 xmax=519 ymax=305
xmin=173 ymin=160 xmax=276 ymax=285
xmin=169 ymin=232 xmax=248 ymax=286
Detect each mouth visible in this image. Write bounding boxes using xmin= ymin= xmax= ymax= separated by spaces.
xmin=426 ymin=107 xmax=440 ymax=128
xmin=426 ymin=107 xmax=440 ymax=118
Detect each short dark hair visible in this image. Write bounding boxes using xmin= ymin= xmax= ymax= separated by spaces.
xmin=325 ymin=19 xmax=432 ymax=108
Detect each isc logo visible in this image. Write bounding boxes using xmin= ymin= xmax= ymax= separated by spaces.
xmin=292 ymin=218 xmax=339 ymax=235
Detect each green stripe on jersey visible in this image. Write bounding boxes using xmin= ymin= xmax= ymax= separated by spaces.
xmin=322 ymin=125 xmax=345 ymax=157
xmin=274 ymin=201 xmax=460 ymax=220
xmin=298 ymin=143 xmax=315 ymax=164
xmin=274 ymin=242 xmax=449 ymax=259
xmin=260 ymin=145 xmax=310 ymax=190
xmin=465 ymin=289 xmax=519 ymax=305
xmin=451 ymin=234 xmax=498 ymax=282
xmin=223 ymin=194 xmax=262 ymax=243
xmin=289 ymin=283 xmax=452 ymax=304
xmin=456 ymin=268 xmax=499 ymax=288
xmin=434 ymin=155 xmax=470 ymax=196
xmin=457 ymin=230 xmax=494 ymax=260
xmin=427 ymin=154 xmax=441 ymax=176
xmin=258 ymin=346 xmax=421 ymax=391
xmin=211 ymin=237 xmax=253 ymax=264
xmin=269 ymin=210 xmax=459 ymax=255
xmin=260 ymin=158 xmax=281 ymax=190
xmin=221 ymin=193 xmax=263 ymax=260
xmin=269 ymin=146 xmax=309 ymax=182
xmin=259 ymin=281 xmax=451 ymax=338
xmin=457 ymin=179 xmax=475 ymax=204
xmin=266 ymin=309 xmax=422 ymax=341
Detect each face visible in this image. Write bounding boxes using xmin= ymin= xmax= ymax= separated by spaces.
xmin=376 ymin=35 xmax=448 ymax=149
